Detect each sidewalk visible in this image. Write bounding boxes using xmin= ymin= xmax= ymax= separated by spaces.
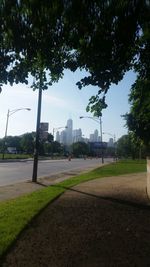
xmin=0 ymin=172 xmax=75 ymax=202
xmin=0 ymin=159 xmax=107 ymax=201
xmin=2 ymin=172 xmax=150 ymax=267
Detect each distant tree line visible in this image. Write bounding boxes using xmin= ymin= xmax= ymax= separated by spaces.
xmin=0 ymin=132 xmax=62 ymax=156
xmin=0 ymin=132 xmax=146 ymax=159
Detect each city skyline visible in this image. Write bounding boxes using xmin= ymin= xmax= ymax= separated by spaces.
xmin=55 ymin=118 xmax=114 ymax=146
xmin=0 ymin=70 xmax=136 ymax=141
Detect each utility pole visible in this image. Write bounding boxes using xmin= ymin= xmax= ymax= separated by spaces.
xmin=79 ymin=116 xmax=104 ymax=164
xmin=2 ymin=110 xmax=9 ymax=160
xmin=99 ymin=116 xmax=104 ymax=164
xmin=32 ymin=75 xmax=42 ymax=183
xmin=2 ymin=108 xmax=31 ymax=160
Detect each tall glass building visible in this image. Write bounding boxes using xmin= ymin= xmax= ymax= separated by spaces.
xmin=66 ymin=118 xmax=73 ymax=145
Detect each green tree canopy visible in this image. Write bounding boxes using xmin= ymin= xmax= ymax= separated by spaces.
xmin=0 ymin=1 xmax=150 ymax=148
xmin=125 ymin=79 xmax=150 ymax=147
xmin=72 ymin=142 xmax=89 ymax=157
xmin=117 ymin=133 xmax=146 ymax=159
xmin=124 ymin=13 xmax=150 ymax=148
xmin=3 ymin=135 xmax=22 ymax=152
xmin=1 ymin=1 xmax=149 ymax=94
xmin=20 ymin=132 xmax=34 ymax=154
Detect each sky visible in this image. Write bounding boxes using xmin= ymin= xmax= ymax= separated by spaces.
xmin=0 ymin=69 xmax=136 ymax=142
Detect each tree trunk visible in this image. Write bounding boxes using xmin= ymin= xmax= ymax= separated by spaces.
xmin=147 ymin=157 xmax=150 ymax=199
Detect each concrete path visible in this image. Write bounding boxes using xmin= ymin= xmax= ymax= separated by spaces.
xmin=2 ymin=172 xmax=150 ymax=267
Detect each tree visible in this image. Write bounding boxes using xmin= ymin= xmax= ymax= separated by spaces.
xmin=52 ymin=141 xmax=62 ymax=154
xmin=124 ymin=20 xmax=150 ymax=150
xmin=67 ymin=1 xmax=150 ymax=114
xmin=0 ymin=1 xmax=149 ymax=95
xmin=4 ymin=135 xmax=22 ymax=152
xmin=0 ymin=136 xmax=20 ymax=153
xmin=43 ymin=142 xmax=52 ymax=156
xmin=39 ymin=133 xmax=54 ymax=156
xmin=0 ymin=139 xmax=3 ymax=152
xmin=0 ymin=1 xmax=69 ymax=90
xmin=43 ymin=141 xmax=62 ymax=156
xmin=117 ymin=133 xmax=146 ymax=159
xmin=47 ymin=133 xmax=53 ymax=143
xmin=125 ymin=79 xmax=150 ymax=147
xmin=0 ymin=1 xmax=150 ymax=151
xmin=20 ymin=133 xmax=35 ymax=154
xmin=72 ymin=142 xmax=89 ymax=157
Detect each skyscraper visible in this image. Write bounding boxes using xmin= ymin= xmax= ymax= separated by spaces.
xmin=60 ymin=130 xmax=67 ymax=145
xmin=89 ymin=129 xmax=99 ymax=142
xmin=73 ymin=128 xmax=82 ymax=143
xmin=108 ymin=138 xmax=114 ymax=147
xmin=66 ymin=118 xmax=73 ymax=145
xmin=56 ymin=131 xmax=60 ymax=143
xmin=94 ymin=129 xmax=99 ymax=142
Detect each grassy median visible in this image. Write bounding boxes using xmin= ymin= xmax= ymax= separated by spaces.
xmin=0 ymin=159 xmax=146 ymax=258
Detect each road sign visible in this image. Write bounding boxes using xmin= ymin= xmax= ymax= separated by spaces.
xmin=40 ymin=131 xmax=49 ymax=140
xmin=89 ymin=142 xmax=107 ymax=149
xmin=40 ymin=122 xmax=49 ymax=132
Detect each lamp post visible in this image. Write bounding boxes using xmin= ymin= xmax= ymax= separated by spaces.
xmin=73 ymin=134 xmax=84 ymax=143
xmin=79 ymin=116 xmax=104 ymax=163
xmin=2 ymin=108 xmax=31 ymax=159
xmin=103 ymin=132 xmax=116 ymax=160
xmin=53 ymin=126 xmax=67 ymax=141
xmin=32 ymin=83 xmax=43 ymax=183
xmin=103 ymin=132 xmax=115 ymax=141
xmin=53 ymin=126 xmax=68 ymax=144
xmin=52 ymin=126 xmax=67 ymax=157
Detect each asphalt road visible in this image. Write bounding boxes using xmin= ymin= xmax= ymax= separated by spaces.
xmin=0 ymin=158 xmax=113 ymax=186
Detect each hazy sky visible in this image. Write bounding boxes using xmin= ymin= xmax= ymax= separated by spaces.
xmin=0 ymin=69 xmax=136 ymax=141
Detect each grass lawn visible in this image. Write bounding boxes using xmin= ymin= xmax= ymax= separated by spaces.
xmin=0 ymin=159 xmax=146 ymax=258
xmin=0 ymin=153 xmax=32 ymax=160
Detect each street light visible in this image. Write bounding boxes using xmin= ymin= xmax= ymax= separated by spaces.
xmin=103 ymin=132 xmax=116 ymax=160
xmin=52 ymin=126 xmax=67 ymax=157
xmin=53 ymin=126 xmax=68 ymax=141
xmin=79 ymin=116 xmax=104 ymax=163
xmin=103 ymin=132 xmax=116 ymax=141
xmin=2 ymin=108 xmax=31 ymax=159
xmin=73 ymin=134 xmax=85 ymax=143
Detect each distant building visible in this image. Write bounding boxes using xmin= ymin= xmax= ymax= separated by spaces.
xmin=89 ymin=129 xmax=100 ymax=142
xmin=60 ymin=130 xmax=67 ymax=145
xmin=66 ymin=119 xmax=73 ymax=145
xmin=89 ymin=134 xmax=94 ymax=142
xmin=108 ymin=138 xmax=114 ymax=147
xmin=56 ymin=131 xmax=60 ymax=143
xmin=55 ymin=118 xmax=102 ymax=146
xmin=73 ymin=128 xmax=82 ymax=143
xmin=94 ymin=129 xmax=99 ymax=142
